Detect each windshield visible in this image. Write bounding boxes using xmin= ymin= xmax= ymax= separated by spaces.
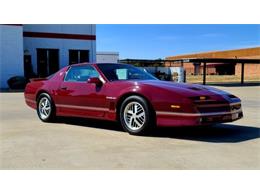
xmin=96 ymin=63 xmax=157 ymax=82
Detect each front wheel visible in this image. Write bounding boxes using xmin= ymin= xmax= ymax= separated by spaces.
xmin=119 ymin=96 xmax=154 ymax=135
xmin=37 ymin=93 xmax=56 ymax=122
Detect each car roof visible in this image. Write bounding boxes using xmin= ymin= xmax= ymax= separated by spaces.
xmin=68 ymin=62 xmax=129 ymax=67
xmin=68 ymin=62 xmax=93 ymax=67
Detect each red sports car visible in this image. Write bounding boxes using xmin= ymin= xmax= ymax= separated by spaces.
xmin=24 ymin=63 xmax=243 ymax=135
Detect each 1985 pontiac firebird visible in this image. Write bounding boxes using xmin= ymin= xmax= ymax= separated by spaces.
xmin=24 ymin=63 xmax=243 ymax=135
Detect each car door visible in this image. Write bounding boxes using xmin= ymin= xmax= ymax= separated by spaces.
xmin=56 ymin=65 xmax=108 ymax=118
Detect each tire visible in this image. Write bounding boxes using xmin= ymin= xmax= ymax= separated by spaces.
xmin=119 ymin=95 xmax=154 ymax=135
xmin=36 ymin=93 xmax=56 ymax=122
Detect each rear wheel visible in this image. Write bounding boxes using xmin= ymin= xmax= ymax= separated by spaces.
xmin=119 ymin=96 xmax=154 ymax=135
xmin=37 ymin=93 xmax=56 ymax=122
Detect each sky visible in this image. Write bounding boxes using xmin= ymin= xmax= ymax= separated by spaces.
xmin=96 ymin=24 xmax=260 ymax=59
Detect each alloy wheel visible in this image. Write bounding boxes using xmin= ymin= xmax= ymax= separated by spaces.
xmin=38 ymin=97 xmax=51 ymax=120
xmin=123 ymin=101 xmax=146 ymax=131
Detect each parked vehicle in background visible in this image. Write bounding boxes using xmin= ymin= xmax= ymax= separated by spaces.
xmin=7 ymin=76 xmax=27 ymax=89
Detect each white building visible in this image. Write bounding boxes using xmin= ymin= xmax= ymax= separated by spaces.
xmin=96 ymin=52 xmax=119 ymax=63
xmin=0 ymin=24 xmax=96 ymax=89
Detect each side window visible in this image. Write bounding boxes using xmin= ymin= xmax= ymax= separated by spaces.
xmin=64 ymin=65 xmax=99 ymax=82
xmin=116 ymin=69 xmax=128 ymax=80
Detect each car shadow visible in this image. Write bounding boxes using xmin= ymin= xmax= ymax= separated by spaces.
xmin=56 ymin=117 xmax=260 ymax=143
xmin=150 ymin=124 xmax=260 ymax=143
xmin=56 ymin=117 xmax=122 ymax=131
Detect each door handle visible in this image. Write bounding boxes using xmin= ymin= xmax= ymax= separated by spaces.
xmin=61 ymin=87 xmax=67 ymax=90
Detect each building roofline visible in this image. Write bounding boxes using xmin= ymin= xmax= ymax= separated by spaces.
xmin=166 ymin=46 xmax=260 ymax=59
xmin=97 ymin=52 xmax=119 ymax=55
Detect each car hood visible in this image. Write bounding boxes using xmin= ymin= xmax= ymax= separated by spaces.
xmin=138 ymin=80 xmax=229 ymax=97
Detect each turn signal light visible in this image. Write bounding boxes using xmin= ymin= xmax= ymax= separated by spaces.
xmin=171 ymin=105 xmax=181 ymax=109
xmin=190 ymin=96 xmax=210 ymax=101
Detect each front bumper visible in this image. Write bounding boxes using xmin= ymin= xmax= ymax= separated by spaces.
xmin=200 ymin=110 xmax=243 ymax=124
xmin=156 ymin=102 xmax=243 ymax=127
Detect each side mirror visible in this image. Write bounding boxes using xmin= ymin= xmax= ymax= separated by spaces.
xmin=87 ymin=77 xmax=103 ymax=86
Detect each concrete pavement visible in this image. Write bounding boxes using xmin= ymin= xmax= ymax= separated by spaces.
xmin=0 ymin=86 xmax=259 ymax=169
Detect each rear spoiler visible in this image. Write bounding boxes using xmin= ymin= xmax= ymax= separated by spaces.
xmin=29 ymin=78 xmax=48 ymax=82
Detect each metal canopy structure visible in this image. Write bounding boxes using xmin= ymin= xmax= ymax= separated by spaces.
xmin=120 ymin=58 xmax=178 ymax=65
xmin=120 ymin=58 xmax=260 ymax=85
xmin=184 ymin=58 xmax=260 ymax=85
